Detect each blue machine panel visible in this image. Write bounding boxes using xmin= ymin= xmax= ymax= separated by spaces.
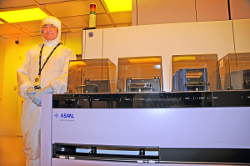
xmin=173 ymin=68 xmax=210 ymax=91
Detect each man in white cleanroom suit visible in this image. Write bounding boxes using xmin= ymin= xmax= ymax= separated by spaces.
xmin=17 ymin=16 xmax=76 ymax=166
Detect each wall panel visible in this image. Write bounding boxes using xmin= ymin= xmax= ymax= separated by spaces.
xmin=1 ymin=38 xmax=24 ymax=135
xmin=136 ymin=0 xmax=196 ymax=25
xmin=0 ymin=37 xmax=6 ymax=135
xmin=132 ymin=0 xmax=250 ymax=26
xmin=196 ymin=0 xmax=229 ymax=22
xmin=233 ymin=19 xmax=250 ymax=53
xmin=0 ymin=37 xmax=5 ymax=100
xmin=231 ymin=0 xmax=250 ymax=20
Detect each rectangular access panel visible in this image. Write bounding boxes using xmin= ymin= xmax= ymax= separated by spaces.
xmin=117 ymin=56 xmax=163 ymax=92
xmin=67 ymin=58 xmax=116 ymax=93
xmin=171 ymin=54 xmax=221 ymax=91
xmin=219 ymin=52 xmax=250 ymax=90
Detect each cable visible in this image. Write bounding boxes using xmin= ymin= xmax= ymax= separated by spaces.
xmin=231 ymin=21 xmax=237 ymax=66
xmin=83 ymin=29 xmax=87 ymax=59
xmin=227 ymin=0 xmax=232 ymax=20
xmin=227 ymin=0 xmax=237 ymax=60
xmin=102 ymin=28 xmax=104 ymax=79
xmin=136 ymin=0 xmax=139 ymax=25
xmin=227 ymin=0 xmax=238 ymax=89
xmin=194 ymin=0 xmax=198 ymax=22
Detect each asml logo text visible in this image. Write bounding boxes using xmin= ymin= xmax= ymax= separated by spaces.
xmin=60 ymin=113 xmax=75 ymax=118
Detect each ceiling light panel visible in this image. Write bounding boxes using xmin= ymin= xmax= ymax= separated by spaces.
xmin=104 ymin=0 xmax=132 ymax=12
xmin=0 ymin=8 xmax=48 ymax=23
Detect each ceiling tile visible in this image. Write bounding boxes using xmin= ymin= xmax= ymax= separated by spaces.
xmin=60 ymin=16 xmax=88 ymax=29
xmin=35 ymin=0 xmax=68 ymax=4
xmin=13 ymin=33 xmax=31 ymax=37
xmin=68 ymin=28 xmax=84 ymax=32
xmin=30 ymin=32 xmax=42 ymax=36
xmin=116 ymin=23 xmax=132 ymax=27
xmin=0 ymin=24 xmax=23 ymax=35
xmin=0 ymin=0 xmax=37 ymax=8
xmin=110 ymin=12 xmax=132 ymax=24
xmin=0 ymin=1 xmax=9 ymax=8
xmin=96 ymin=14 xmax=112 ymax=26
xmin=97 ymin=24 xmax=114 ymax=29
xmin=61 ymin=24 xmax=67 ymax=29
xmin=17 ymin=19 xmax=67 ymax=32
xmin=12 ymin=24 xmax=31 ymax=33
xmin=0 ymin=34 xmax=16 ymax=38
xmin=44 ymin=0 xmax=105 ymax=17
xmin=82 ymin=15 xmax=90 ymax=25
xmin=61 ymin=28 xmax=70 ymax=33
xmin=16 ymin=21 xmax=41 ymax=33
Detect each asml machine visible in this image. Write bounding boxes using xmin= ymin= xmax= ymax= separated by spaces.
xmin=41 ymin=90 xmax=250 ymax=166
xmin=41 ymin=57 xmax=250 ymax=166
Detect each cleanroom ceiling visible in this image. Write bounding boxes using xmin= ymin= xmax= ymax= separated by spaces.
xmin=0 ymin=0 xmax=132 ymax=39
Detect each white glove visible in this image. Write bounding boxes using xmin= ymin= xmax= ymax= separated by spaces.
xmin=26 ymin=87 xmax=36 ymax=99
xmin=32 ymin=86 xmax=54 ymax=106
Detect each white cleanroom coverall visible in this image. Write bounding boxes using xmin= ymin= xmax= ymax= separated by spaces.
xmin=17 ymin=16 xmax=76 ymax=166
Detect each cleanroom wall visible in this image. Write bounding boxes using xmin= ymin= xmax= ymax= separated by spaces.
xmin=0 ymin=32 xmax=82 ymax=136
xmin=132 ymin=0 xmax=250 ymax=25
xmin=0 ymin=37 xmax=6 ymax=131
xmin=233 ymin=19 xmax=250 ymax=52
xmin=0 ymin=37 xmax=27 ymax=136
